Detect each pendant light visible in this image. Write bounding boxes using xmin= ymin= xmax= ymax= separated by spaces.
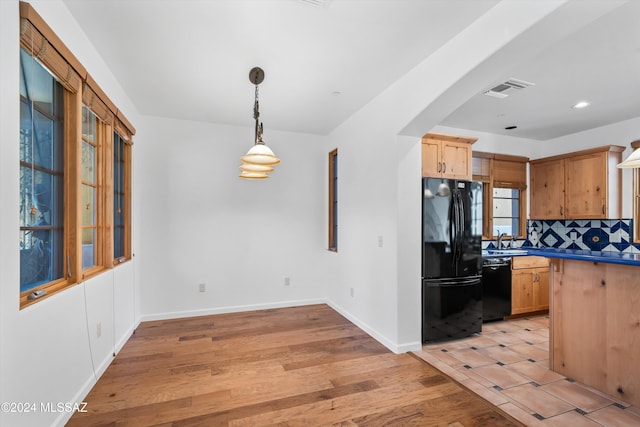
xmin=239 ymin=67 xmax=281 ymax=180
xmin=617 ymin=140 xmax=640 ymax=168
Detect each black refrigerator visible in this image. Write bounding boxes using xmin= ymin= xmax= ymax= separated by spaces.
xmin=422 ymin=178 xmax=483 ymax=343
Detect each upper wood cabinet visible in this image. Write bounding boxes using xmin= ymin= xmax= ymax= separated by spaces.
xmin=530 ymin=145 xmax=624 ymax=220
xmin=422 ymin=132 xmax=476 ymax=181
xmin=530 ymin=158 xmax=566 ymax=219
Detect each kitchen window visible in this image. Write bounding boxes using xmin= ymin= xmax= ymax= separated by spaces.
xmin=472 ymin=152 xmax=528 ymax=239
xmin=19 ymin=2 xmax=135 ymax=308
xmin=493 ymin=187 xmax=520 ymax=237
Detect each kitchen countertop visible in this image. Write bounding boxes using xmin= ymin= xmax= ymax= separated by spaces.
xmin=483 ymin=247 xmax=640 ymax=266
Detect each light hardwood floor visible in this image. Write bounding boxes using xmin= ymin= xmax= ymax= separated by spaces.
xmin=68 ymin=304 xmax=523 ymax=426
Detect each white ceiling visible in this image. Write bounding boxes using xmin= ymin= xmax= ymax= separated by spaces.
xmin=62 ymin=0 xmax=640 ymax=141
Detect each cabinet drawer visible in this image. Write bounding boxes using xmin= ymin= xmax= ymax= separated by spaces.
xmin=512 ymin=256 xmax=549 ymax=270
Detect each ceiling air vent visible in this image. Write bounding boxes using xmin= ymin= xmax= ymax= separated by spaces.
xmin=483 ymin=78 xmax=535 ymax=99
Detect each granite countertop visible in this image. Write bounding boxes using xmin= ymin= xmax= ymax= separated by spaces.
xmin=483 ymin=247 xmax=640 ymax=266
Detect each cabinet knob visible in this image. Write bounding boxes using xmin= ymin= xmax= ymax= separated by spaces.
xmin=560 ymin=206 xmax=564 ymax=216
xmin=438 ymin=162 xmax=442 ymax=173
xmin=443 ymin=162 xmax=446 ymax=173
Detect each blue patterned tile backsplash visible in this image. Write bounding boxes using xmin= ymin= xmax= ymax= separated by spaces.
xmin=526 ymin=219 xmax=640 ymax=254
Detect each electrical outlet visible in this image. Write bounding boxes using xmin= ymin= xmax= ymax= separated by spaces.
xmin=96 ymin=322 xmax=102 ymax=338
xmin=284 ymin=277 xmax=291 ymax=286
xmin=350 ymin=287 xmax=354 ymax=297
xmin=198 ymin=283 xmax=206 ymax=293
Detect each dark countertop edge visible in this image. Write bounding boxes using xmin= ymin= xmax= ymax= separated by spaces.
xmin=509 ymin=247 xmax=640 ymax=266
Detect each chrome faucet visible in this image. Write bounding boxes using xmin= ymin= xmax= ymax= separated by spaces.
xmin=497 ymin=232 xmax=507 ymax=249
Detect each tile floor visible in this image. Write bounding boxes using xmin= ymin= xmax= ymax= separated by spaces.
xmin=413 ymin=316 xmax=640 ymax=427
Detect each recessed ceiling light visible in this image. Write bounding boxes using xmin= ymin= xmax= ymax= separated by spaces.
xmin=572 ymin=101 xmax=591 ymax=109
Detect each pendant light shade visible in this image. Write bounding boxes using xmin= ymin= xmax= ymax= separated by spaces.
xmin=239 ymin=67 xmax=280 ymax=179
xmin=617 ymin=140 xmax=640 ymax=168
xmin=239 ymin=163 xmax=275 ymax=173
xmin=238 ymin=171 xmax=269 ymax=180
xmin=240 ymin=143 xmax=281 ymax=166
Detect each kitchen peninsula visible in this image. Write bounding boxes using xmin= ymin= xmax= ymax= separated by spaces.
xmin=527 ymin=248 xmax=640 ymax=407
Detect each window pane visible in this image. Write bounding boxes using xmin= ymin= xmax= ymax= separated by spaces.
xmin=493 ymin=188 xmax=519 ymax=199
xmin=82 ymin=228 xmax=95 ymax=269
xmin=20 ymin=48 xmax=54 ymax=115
xmin=82 ymin=140 xmax=95 ymax=183
xmin=20 ymin=48 xmax=65 ymax=293
xmin=492 ymin=187 xmax=520 ymax=237
xmin=82 ymin=184 xmax=96 ymax=226
xmin=113 ymin=132 xmax=126 ymax=259
xmin=82 ymin=106 xmax=96 ymax=143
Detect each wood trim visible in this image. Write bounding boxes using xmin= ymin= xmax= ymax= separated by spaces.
xmin=67 ymin=89 xmax=83 ymax=285
xmin=19 ymin=2 xmax=87 ymax=85
xmin=473 ymin=151 xmax=529 ymax=163
xmin=103 ymin=123 xmax=115 ymax=266
xmin=83 ymin=76 xmax=116 ymax=124
xmin=422 ymin=131 xmax=477 ymax=144
xmin=530 ymin=145 xmax=625 ymax=164
xmin=116 ymin=110 xmax=136 ymax=138
xmin=124 ymin=142 xmax=133 ymax=260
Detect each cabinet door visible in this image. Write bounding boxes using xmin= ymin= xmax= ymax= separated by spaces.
xmin=441 ymin=141 xmax=471 ymax=180
xmin=533 ymin=269 xmax=549 ymax=311
xmin=565 ymin=152 xmax=607 ymax=219
xmin=421 ymin=140 xmax=441 ymax=178
xmin=511 ymin=270 xmax=534 ymax=315
xmin=551 ymin=261 xmax=607 ymax=390
xmin=530 ymin=159 xmax=565 ymax=219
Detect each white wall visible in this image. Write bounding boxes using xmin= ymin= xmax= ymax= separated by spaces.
xmin=135 ymin=116 xmax=330 ymax=320
xmin=324 ymin=0 xmax=570 ymax=353
xmin=0 ymin=1 xmax=140 ymax=426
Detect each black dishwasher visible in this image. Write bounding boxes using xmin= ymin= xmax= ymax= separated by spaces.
xmin=481 ymin=257 xmax=512 ymax=322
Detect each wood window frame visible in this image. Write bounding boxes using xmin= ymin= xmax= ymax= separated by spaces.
xmin=113 ymin=129 xmax=133 ymax=264
xmin=328 ymin=148 xmax=338 ymax=252
xmin=631 ymin=140 xmax=640 ymax=242
xmin=472 ymin=151 xmax=528 ymax=239
xmin=19 ymin=2 xmax=135 ymax=308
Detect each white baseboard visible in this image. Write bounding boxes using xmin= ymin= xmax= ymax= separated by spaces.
xmin=51 ymin=371 xmax=96 ymax=427
xmin=139 ymin=298 xmax=327 ymax=322
xmin=325 ymin=299 xmax=421 ymax=354
xmin=140 ymin=298 xmax=422 ymax=354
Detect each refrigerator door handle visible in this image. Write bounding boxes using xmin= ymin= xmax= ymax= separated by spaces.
xmin=451 ymin=191 xmax=459 ymax=270
xmin=424 ymin=275 xmax=482 ymax=286
xmin=449 ymin=193 xmax=456 ymax=263
xmin=453 ymin=191 xmax=463 ymax=268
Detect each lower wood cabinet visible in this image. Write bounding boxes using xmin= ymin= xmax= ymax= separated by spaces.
xmin=511 ymin=256 xmax=550 ymax=315
xmin=550 ymin=259 xmax=640 ymax=407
